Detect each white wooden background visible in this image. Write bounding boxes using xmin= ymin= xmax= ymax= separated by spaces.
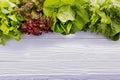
xmin=0 ymin=31 xmax=120 ymax=76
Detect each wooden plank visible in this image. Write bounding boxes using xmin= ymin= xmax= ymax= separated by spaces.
xmin=0 ymin=38 xmax=119 ymax=52
xmin=0 ymin=49 xmax=120 ymax=61
xmin=0 ymin=75 xmax=120 ymax=80
xmin=0 ymin=61 xmax=120 ymax=75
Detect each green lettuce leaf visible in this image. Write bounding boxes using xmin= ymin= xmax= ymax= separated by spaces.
xmin=43 ymin=0 xmax=89 ymax=35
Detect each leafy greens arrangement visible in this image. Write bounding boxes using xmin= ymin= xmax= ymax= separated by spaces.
xmin=1 ymin=0 xmax=120 ymax=45
xmin=43 ymin=0 xmax=120 ymax=40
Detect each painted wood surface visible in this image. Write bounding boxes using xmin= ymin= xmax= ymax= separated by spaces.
xmin=0 ymin=31 xmax=120 ymax=75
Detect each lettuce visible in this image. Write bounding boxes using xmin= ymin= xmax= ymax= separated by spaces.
xmin=87 ymin=0 xmax=120 ymax=41
xmin=0 ymin=0 xmax=23 ymax=45
xmin=43 ymin=0 xmax=89 ymax=35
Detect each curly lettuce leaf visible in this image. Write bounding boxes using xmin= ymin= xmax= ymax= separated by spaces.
xmin=87 ymin=0 xmax=120 ymax=41
xmin=0 ymin=0 xmax=23 ymax=45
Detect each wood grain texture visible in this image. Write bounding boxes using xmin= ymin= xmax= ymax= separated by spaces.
xmin=0 ymin=31 xmax=120 ymax=75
